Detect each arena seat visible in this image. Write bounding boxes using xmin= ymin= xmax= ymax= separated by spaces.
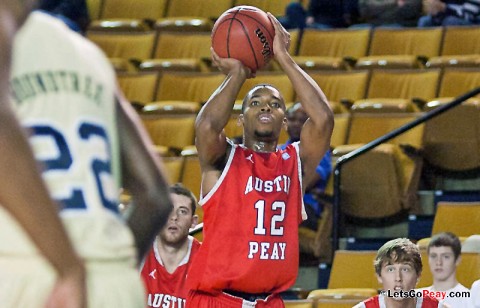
xmin=165 ymin=0 xmax=233 ymax=20
xmin=117 ymin=71 xmax=159 ymax=106
xmin=327 ymin=250 xmax=379 ymax=289
xmin=180 ymin=147 xmax=202 ymax=201
xmin=283 ymin=299 xmax=314 ymax=308
xmin=101 ymin=0 xmax=168 ymax=19
xmin=355 ymin=27 xmax=443 ymax=69
xmin=426 ymin=26 xmax=480 ymax=68
xmin=152 ymin=31 xmax=212 ymax=60
xmin=295 ymin=28 xmax=371 ymax=70
xmin=155 ymin=72 xmax=224 ymax=103
xmin=140 ymin=101 xmax=200 ymax=152
xmin=365 ymin=69 xmax=441 ymax=104
xmin=431 ymin=202 xmax=480 ymax=237
xmin=87 ymin=30 xmax=156 ymax=60
xmin=161 ymin=156 xmax=185 ymax=184
xmin=154 ymin=17 xmax=213 ymax=32
xmin=87 ymin=0 xmax=104 ymax=20
xmin=308 ymin=288 xmax=377 ymax=301
xmin=421 ymin=68 xmax=480 ymax=175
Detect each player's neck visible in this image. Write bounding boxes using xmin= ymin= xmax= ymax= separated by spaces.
xmin=433 ymin=276 xmax=458 ymax=291
xmin=157 ymin=238 xmax=190 ymax=273
xmin=384 ymin=296 xmax=416 ymax=308
xmin=246 ymin=140 xmax=277 ymax=153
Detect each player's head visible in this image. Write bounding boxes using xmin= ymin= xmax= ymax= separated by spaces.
xmin=427 ymin=232 xmax=462 ymax=283
xmin=285 ymin=102 xmax=308 ymax=142
xmin=159 ymin=183 xmax=198 ymax=245
xmin=239 ymin=84 xmax=287 ymax=143
xmin=374 ymin=238 xmax=422 ymax=299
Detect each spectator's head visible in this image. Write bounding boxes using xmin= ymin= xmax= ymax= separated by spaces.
xmin=285 ymin=102 xmax=308 ymax=142
xmin=374 ymin=238 xmax=422 ymax=299
xmin=427 ymin=232 xmax=462 ymax=283
xmin=159 ymin=183 xmax=198 ymax=245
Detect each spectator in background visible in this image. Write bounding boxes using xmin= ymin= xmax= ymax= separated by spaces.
xmin=39 ymin=0 xmax=90 ymax=33
xmin=279 ymin=0 xmax=359 ymax=29
xmin=354 ymin=238 xmax=442 ymax=308
xmin=418 ymin=0 xmax=480 ymax=26
xmin=141 ymin=183 xmax=201 ymax=308
xmin=417 ymin=232 xmax=470 ymax=307
xmin=281 ymin=102 xmax=333 ymax=263
xmin=470 ymin=279 xmax=480 ymax=308
xmin=353 ymin=0 xmax=423 ymax=28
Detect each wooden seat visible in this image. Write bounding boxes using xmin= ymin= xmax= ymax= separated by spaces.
xmin=308 ymin=288 xmax=378 ymax=301
xmin=140 ymin=101 xmax=199 ymax=151
xmin=295 ymin=28 xmax=371 ymax=70
xmin=328 ymin=250 xmax=379 ymax=289
xmin=101 ymin=0 xmax=168 ymax=19
xmin=155 ymin=72 xmax=224 ymax=103
xmin=155 ymin=17 xmax=213 ymax=32
xmin=426 ymin=26 xmax=480 ymax=68
xmin=431 ymin=202 xmax=480 ymax=237
xmin=87 ymin=30 xmax=156 ymax=60
xmin=161 ymin=156 xmax=185 ymax=184
xmin=356 ymin=27 xmax=443 ymax=69
xmin=165 ymin=0 xmax=232 ymax=19
xmin=117 ymin=71 xmax=159 ymax=106
xmin=283 ymin=299 xmax=314 ymax=308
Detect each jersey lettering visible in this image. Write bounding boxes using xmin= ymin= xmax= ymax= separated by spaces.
xmin=253 ymin=200 xmax=286 ymax=236
xmin=29 ymin=122 xmax=117 ymax=212
xmin=147 ymin=293 xmax=185 ymax=308
xmin=244 ymin=175 xmax=291 ymax=195
xmin=248 ymin=241 xmax=286 ymax=260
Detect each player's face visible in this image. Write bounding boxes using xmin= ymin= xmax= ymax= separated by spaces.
xmin=159 ymin=193 xmax=196 ymax=245
xmin=286 ymin=107 xmax=308 ymax=142
xmin=241 ymin=86 xmax=286 ymax=141
xmin=428 ymin=246 xmax=459 ymax=282
xmin=377 ymin=262 xmax=419 ymax=301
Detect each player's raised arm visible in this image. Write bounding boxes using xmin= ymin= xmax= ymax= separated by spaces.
xmin=195 ymin=50 xmax=252 ymax=190
xmin=268 ymin=12 xmax=334 ymax=188
xmin=116 ymin=89 xmax=173 ymax=263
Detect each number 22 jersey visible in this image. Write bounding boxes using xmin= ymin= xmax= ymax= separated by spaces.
xmin=186 ymin=141 xmax=306 ymax=294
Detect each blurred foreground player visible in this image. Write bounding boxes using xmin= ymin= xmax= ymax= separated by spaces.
xmin=4 ymin=9 xmax=173 ymax=308
xmin=0 ymin=1 xmax=86 ymax=307
xmin=186 ymin=13 xmax=334 ymax=307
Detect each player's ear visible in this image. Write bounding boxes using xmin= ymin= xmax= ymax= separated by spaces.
xmin=376 ymin=274 xmax=383 ymax=285
xmin=191 ymin=215 xmax=199 ymax=228
xmin=282 ymin=116 xmax=288 ymax=131
xmin=238 ymin=114 xmax=244 ymax=126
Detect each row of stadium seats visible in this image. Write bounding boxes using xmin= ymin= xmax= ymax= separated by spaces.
xmin=86 ymin=25 xmax=480 ymax=73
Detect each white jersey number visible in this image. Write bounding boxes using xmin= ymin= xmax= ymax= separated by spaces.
xmin=253 ymin=200 xmax=285 ymax=236
xmin=29 ymin=123 xmax=117 ymax=212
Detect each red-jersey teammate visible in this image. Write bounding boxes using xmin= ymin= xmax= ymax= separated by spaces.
xmin=141 ymin=184 xmax=201 ymax=307
xmin=186 ymin=13 xmax=334 ymax=307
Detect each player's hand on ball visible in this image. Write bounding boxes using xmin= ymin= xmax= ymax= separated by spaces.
xmin=267 ymin=12 xmax=291 ymax=58
xmin=211 ymin=48 xmax=255 ymax=78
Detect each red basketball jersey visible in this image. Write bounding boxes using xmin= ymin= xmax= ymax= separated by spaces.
xmin=141 ymin=236 xmax=201 ymax=307
xmin=359 ymin=295 xmax=440 ymax=308
xmin=186 ymin=142 xmax=305 ymax=294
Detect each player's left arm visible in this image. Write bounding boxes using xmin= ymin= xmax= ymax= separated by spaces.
xmin=268 ymin=13 xmax=334 ymax=188
xmin=116 ymin=88 xmax=173 ymax=263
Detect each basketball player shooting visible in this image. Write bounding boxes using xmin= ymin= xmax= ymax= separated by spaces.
xmin=185 ymin=13 xmax=334 ymax=307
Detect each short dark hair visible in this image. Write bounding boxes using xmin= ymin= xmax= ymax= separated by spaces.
xmin=374 ymin=238 xmax=422 ymax=276
xmin=428 ymin=232 xmax=462 ymax=260
xmin=170 ymin=183 xmax=197 ymax=215
xmin=241 ymin=83 xmax=284 ymax=113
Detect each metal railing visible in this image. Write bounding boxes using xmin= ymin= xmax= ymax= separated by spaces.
xmin=332 ymin=87 xmax=480 ymax=252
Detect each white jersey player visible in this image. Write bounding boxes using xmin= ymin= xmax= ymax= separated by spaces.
xmin=1 ymin=10 xmax=172 ymax=308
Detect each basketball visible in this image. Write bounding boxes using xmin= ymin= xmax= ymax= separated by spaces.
xmin=212 ymin=6 xmax=275 ymax=72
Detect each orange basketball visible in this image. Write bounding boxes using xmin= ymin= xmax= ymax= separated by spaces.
xmin=212 ymin=6 xmax=275 ymax=72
